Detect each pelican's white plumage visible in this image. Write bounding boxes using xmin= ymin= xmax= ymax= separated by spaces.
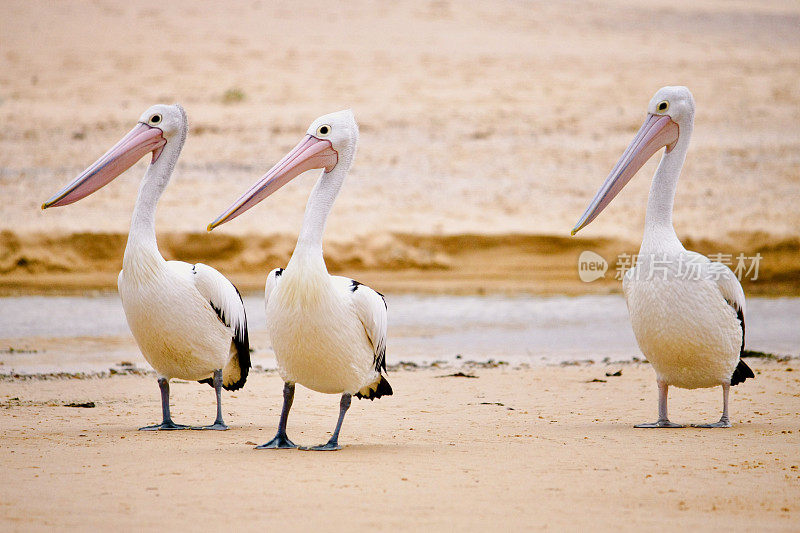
xmin=44 ymin=104 xmax=250 ymax=430
xmin=266 ymin=266 xmax=387 ymax=396
xmin=211 ymin=109 xmax=391 ymax=450
xmin=623 ymin=253 xmax=743 ymax=390
xmin=119 ymin=258 xmax=247 ymax=386
xmin=573 ymin=87 xmax=753 ymax=428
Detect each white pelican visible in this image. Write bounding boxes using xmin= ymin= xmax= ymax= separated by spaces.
xmin=42 ymin=104 xmax=250 ymax=431
xmin=209 ymin=109 xmax=392 ymax=450
xmin=572 ymin=86 xmax=753 ymax=428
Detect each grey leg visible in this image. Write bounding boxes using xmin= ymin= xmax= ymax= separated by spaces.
xmin=692 ymin=383 xmax=731 ymax=428
xmin=634 ymin=380 xmax=684 ymax=428
xmin=193 ymin=369 xmax=229 ymax=430
xmin=256 ymin=382 xmax=297 ymax=449
xmin=300 ymin=393 xmax=351 ymax=452
xmin=139 ymin=377 xmax=190 ymax=431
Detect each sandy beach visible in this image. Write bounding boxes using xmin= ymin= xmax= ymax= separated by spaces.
xmin=1 ymin=363 xmax=798 ymax=531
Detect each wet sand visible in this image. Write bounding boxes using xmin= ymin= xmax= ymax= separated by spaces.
xmin=1 ymin=364 xmax=798 ymax=531
xmin=2 ymin=294 xmax=799 ymax=374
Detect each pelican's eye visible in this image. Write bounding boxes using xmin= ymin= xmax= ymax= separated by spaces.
xmin=316 ymin=124 xmax=331 ymax=136
xmin=150 ymin=114 xmax=162 ymax=125
xmin=656 ymin=101 xmax=669 ymax=113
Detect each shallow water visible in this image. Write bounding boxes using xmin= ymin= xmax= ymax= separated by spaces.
xmin=0 ymin=294 xmax=797 ymax=374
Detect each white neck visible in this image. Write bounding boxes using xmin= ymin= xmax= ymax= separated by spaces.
xmin=123 ymin=127 xmax=186 ymax=270
xmin=288 ymin=164 xmax=347 ymax=272
xmin=640 ymin=120 xmax=692 ymax=255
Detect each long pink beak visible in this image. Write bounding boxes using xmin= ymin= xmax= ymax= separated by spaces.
xmin=42 ymin=123 xmax=166 ymax=209
xmin=571 ymin=114 xmax=679 ymax=235
xmin=208 ymin=134 xmax=338 ymax=231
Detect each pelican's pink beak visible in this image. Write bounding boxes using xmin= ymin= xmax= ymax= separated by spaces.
xmin=571 ymin=114 xmax=679 ymax=235
xmin=208 ymin=135 xmax=338 ymax=231
xmin=42 ymin=123 xmax=166 ymax=209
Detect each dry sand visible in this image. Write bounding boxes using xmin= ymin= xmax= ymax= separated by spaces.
xmin=1 ymin=0 xmax=799 ymax=295
xmin=1 ymin=363 xmax=798 ymax=531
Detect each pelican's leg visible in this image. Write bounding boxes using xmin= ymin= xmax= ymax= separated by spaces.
xmin=634 ymin=380 xmax=684 ymax=428
xmin=193 ymin=369 xmax=229 ymax=430
xmin=256 ymin=382 xmax=297 ymax=449
xmin=692 ymin=383 xmax=731 ymax=428
xmin=139 ymin=377 xmax=190 ymax=431
xmin=301 ymin=393 xmax=351 ymax=452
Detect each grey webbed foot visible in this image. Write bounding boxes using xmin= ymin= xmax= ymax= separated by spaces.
xmin=692 ymin=418 xmax=730 ymax=428
xmin=298 ymin=393 xmax=351 ymax=451
xmin=192 ymin=422 xmax=229 ymax=431
xmin=299 ymin=440 xmax=341 ymax=452
xmin=637 ymin=382 xmax=684 ymax=428
xmin=139 ymin=421 xmax=190 ymax=431
xmin=693 ymin=385 xmax=733 ymax=428
xmin=634 ymin=420 xmax=685 ymax=428
xmin=142 ymin=378 xmax=188 ymax=430
xmin=195 ymin=370 xmax=229 ymax=431
xmin=255 ymin=434 xmax=297 ymax=449
xmin=256 ymin=382 xmax=298 ymax=449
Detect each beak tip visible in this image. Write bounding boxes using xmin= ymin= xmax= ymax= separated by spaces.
xmin=206 ymin=224 xmax=215 ymax=232
xmin=41 ymin=202 xmax=50 ymax=210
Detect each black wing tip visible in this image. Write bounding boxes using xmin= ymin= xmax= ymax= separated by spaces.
xmin=375 ymin=347 xmax=387 ymax=373
xmin=355 ymin=375 xmax=393 ymax=401
xmin=196 ymin=278 xmax=251 ymax=390
xmin=731 ymin=359 xmax=755 ymax=387
xmin=196 ymin=334 xmax=251 ymax=391
xmin=730 ymin=307 xmax=751 ymax=386
xmin=232 ymin=283 xmax=245 ymax=303
xmin=223 ymin=332 xmax=251 ymax=391
xmin=736 ymin=308 xmax=745 ymax=353
xmin=223 ymin=280 xmax=251 ymax=391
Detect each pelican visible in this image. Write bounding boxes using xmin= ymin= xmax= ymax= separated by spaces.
xmin=209 ymin=109 xmax=392 ymax=450
xmin=42 ymin=104 xmax=250 ymax=431
xmin=572 ymin=86 xmax=753 ymax=428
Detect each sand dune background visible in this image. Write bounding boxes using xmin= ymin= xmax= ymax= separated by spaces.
xmin=1 ymin=0 xmax=799 ymax=294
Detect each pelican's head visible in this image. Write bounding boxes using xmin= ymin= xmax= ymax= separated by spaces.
xmin=208 ymin=109 xmax=358 ymax=231
xmin=137 ymin=103 xmax=188 ymax=144
xmin=646 ymin=86 xmax=695 ymax=127
xmin=306 ymin=109 xmax=359 ymax=167
xmin=42 ymin=104 xmax=186 ymax=209
xmin=571 ymin=86 xmax=694 ymax=235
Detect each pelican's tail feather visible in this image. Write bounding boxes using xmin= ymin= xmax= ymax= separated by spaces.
xmin=355 ymin=375 xmax=393 ymax=401
xmin=731 ymin=359 xmax=754 ymax=387
xmin=197 ymin=337 xmax=251 ymax=391
xmin=221 ymin=333 xmax=251 ymax=391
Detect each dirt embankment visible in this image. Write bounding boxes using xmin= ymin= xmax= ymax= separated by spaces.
xmin=1 ymin=230 xmax=798 ymax=296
